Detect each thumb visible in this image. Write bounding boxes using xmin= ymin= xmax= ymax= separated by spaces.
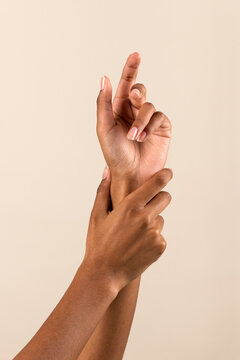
xmin=97 ymin=76 xmax=115 ymax=133
xmin=91 ymin=166 xmax=111 ymax=219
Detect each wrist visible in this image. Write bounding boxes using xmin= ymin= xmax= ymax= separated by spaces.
xmin=110 ymin=173 xmax=142 ymax=207
xmin=77 ymin=258 xmax=119 ymax=302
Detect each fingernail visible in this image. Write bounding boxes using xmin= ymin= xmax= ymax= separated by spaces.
xmin=131 ymin=89 xmax=141 ymax=97
xmin=100 ymin=76 xmax=105 ymax=91
xmin=127 ymin=126 xmax=138 ymax=140
xmin=131 ymin=51 xmax=140 ymax=57
xmin=137 ymin=130 xmax=147 ymax=142
xmin=102 ymin=165 xmax=109 ymax=179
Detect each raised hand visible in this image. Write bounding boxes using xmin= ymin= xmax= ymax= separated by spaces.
xmin=97 ymin=52 xmax=172 ymax=186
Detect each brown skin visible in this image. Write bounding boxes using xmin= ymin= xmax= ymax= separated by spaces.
xmin=84 ymin=167 xmax=172 ymax=292
xmin=13 ymin=168 xmax=173 ymax=360
xmin=78 ymin=52 xmax=172 ymax=360
xmin=96 ymin=52 xmax=172 ymax=205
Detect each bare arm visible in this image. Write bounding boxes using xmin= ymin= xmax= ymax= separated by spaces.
xmin=13 ymin=261 xmax=117 ymax=360
xmin=78 ymin=178 xmax=142 ymax=360
xmin=78 ymin=53 xmax=172 ymax=360
xmin=13 ymin=168 xmax=172 ymax=360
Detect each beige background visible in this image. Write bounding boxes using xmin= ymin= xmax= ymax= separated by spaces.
xmin=0 ymin=1 xmax=240 ymax=359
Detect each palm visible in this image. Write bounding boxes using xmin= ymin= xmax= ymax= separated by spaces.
xmin=113 ymin=98 xmax=171 ymax=181
xmin=106 ymin=97 xmax=171 ymax=182
xmin=97 ymin=53 xmax=171 ymax=184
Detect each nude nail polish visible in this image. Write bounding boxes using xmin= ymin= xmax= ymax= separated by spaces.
xmin=127 ymin=127 xmax=138 ymax=140
xmin=100 ymin=76 xmax=105 ymax=90
xmin=131 ymin=89 xmax=141 ymax=97
xmin=102 ymin=165 xmax=109 ymax=179
xmin=137 ymin=131 xmax=147 ymax=142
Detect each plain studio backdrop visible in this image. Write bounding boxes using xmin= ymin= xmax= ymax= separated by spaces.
xmin=0 ymin=1 xmax=240 ymax=359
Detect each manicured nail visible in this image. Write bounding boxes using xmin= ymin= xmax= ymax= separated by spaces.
xmin=137 ymin=131 xmax=147 ymax=142
xmin=127 ymin=126 xmax=138 ymax=140
xmin=131 ymin=89 xmax=141 ymax=97
xmin=131 ymin=51 xmax=140 ymax=57
xmin=102 ymin=165 xmax=109 ymax=179
xmin=100 ymin=76 xmax=105 ymax=91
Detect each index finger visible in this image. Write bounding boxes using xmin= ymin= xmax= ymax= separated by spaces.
xmin=114 ymin=52 xmax=141 ymax=99
xmin=126 ymin=168 xmax=173 ymax=207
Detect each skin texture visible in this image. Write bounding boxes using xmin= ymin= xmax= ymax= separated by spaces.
xmin=13 ymin=168 xmax=173 ymax=360
xmin=78 ymin=52 xmax=172 ymax=360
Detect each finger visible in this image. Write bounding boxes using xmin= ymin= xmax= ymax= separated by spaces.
xmin=126 ymin=168 xmax=173 ymax=207
xmin=91 ymin=166 xmax=111 ymax=219
xmin=156 ymin=234 xmax=167 ymax=255
xmin=127 ymin=102 xmax=156 ymax=141
xmin=114 ymin=52 xmax=141 ymax=99
xmin=145 ymin=191 xmax=172 ymax=219
xmin=152 ymin=215 xmax=165 ymax=232
xmin=129 ymin=83 xmax=147 ymax=110
xmin=138 ymin=111 xmax=172 ymax=142
xmin=97 ymin=76 xmax=115 ymax=133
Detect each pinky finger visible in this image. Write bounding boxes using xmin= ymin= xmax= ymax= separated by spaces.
xmin=137 ymin=111 xmax=171 ymax=142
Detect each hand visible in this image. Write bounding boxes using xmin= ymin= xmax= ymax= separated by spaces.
xmin=82 ymin=167 xmax=173 ymax=294
xmin=96 ymin=52 xmax=172 ymax=185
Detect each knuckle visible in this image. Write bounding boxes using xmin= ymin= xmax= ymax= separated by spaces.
xmin=158 ymin=215 xmax=164 ymax=226
xmin=122 ymin=71 xmax=134 ymax=82
xmin=155 ymin=111 xmax=172 ymax=130
xmin=161 ymin=237 xmax=167 ymax=251
xmin=122 ymin=200 xmax=138 ymax=217
xmin=149 ymin=227 xmax=160 ymax=239
xmin=144 ymin=101 xmax=155 ymax=111
xmin=140 ymin=213 xmax=151 ymax=227
xmin=166 ymin=116 xmax=172 ymax=130
xmin=159 ymin=237 xmax=167 ymax=253
xmin=154 ymin=111 xmax=166 ymax=119
xmin=159 ymin=214 xmax=164 ymax=222
xmin=153 ymin=235 xmax=167 ymax=255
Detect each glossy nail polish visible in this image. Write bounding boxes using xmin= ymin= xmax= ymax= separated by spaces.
xmin=100 ymin=76 xmax=105 ymax=90
xmin=102 ymin=165 xmax=109 ymax=179
xmin=137 ymin=131 xmax=147 ymax=142
xmin=127 ymin=127 xmax=138 ymax=140
xmin=131 ymin=89 xmax=141 ymax=97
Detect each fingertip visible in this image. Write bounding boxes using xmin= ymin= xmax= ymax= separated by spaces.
xmin=164 ymin=168 xmax=173 ymax=179
xmin=100 ymin=75 xmax=106 ymax=91
xmin=162 ymin=191 xmax=172 ymax=202
xmin=127 ymin=52 xmax=141 ymax=67
xmin=130 ymin=51 xmax=141 ymax=61
xmin=156 ymin=168 xmax=173 ymax=179
xmin=99 ymin=75 xmax=112 ymax=93
xmin=130 ymin=88 xmax=141 ymax=98
xmin=129 ymin=84 xmax=146 ymax=108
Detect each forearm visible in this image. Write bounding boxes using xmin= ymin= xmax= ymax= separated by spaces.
xmin=78 ymin=176 xmax=142 ymax=360
xmin=14 ymin=261 xmax=117 ymax=360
